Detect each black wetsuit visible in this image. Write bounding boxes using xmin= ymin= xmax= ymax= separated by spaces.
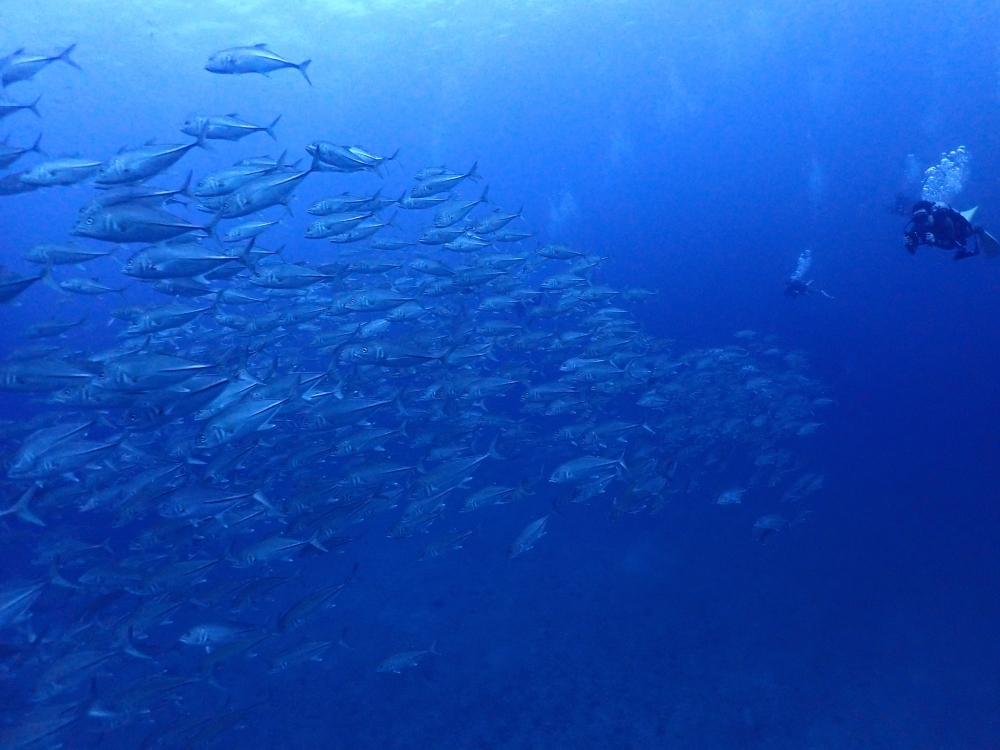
xmin=784 ymin=278 xmax=811 ymax=298
xmin=904 ymin=201 xmax=978 ymax=260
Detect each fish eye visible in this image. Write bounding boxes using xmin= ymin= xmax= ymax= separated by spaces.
xmin=199 ymin=434 xmax=206 ymax=443
xmin=86 ymin=218 xmax=93 ymax=225
xmin=362 ymin=347 xmax=367 ymax=353
xmin=332 ymin=446 xmax=339 ymax=452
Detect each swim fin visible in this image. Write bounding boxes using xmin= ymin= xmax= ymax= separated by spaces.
xmin=960 ymin=206 xmax=979 ymax=222
xmin=976 ymin=227 xmax=1000 ymax=259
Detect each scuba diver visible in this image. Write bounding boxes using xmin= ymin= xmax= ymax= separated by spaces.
xmin=903 ymin=201 xmax=1000 ymax=260
xmin=784 ymin=248 xmax=833 ymax=299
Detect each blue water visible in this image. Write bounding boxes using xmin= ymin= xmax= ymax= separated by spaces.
xmin=2 ymin=1 xmax=999 ymax=747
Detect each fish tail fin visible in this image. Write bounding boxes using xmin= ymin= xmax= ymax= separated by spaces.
xmin=487 ymin=434 xmax=503 ymax=460
xmin=386 ymin=210 xmax=399 ymax=230
xmin=40 ymin=264 xmax=60 ymax=293
xmin=387 ymin=148 xmax=401 ymax=174
xmin=616 ymin=450 xmax=628 ymax=473
xmin=337 ymin=626 xmax=350 ymax=649
xmin=307 ymin=149 xmax=322 ymax=174
xmin=298 ymin=59 xmax=313 ymax=86
xmin=428 ymin=641 xmax=440 ymax=655
xmin=480 ymin=184 xmax=490 ymax=204
xmin=234 ymin=237 xmax=257 ymax=269
xmin=0 ymin=483 xmax=45 ymax=526
xmin=30 ymin=132 xmax=44 ymax=155
xmin=251 ymin=491 xmax=281 ymax=516
xmin=124 ymin=625 xmax=153 ymax=659
xmin=178 ymin=170 xmax=194 ymax=199
xmin=397 ymin=420 xmax=409 ymax=437
xmin=194 ymin=122 xmax=210 ymax=151
xmin=58 ymin=44 xmax=81 ymax=70
xmin=467 ymin=161 xmax=480 ymax=181
xmin=266 ymin=115 xmax=281 ymax=141
xmin=307 ymin=533 xmax=328 ymax=553
xmin=49 ymin=559 xmax=79 ymax=589
xmin=205 ymin=212 xmax=222 ymax=245
xmin=27 ymin=95 xmax=41 ymax=118
xmin=515 ymin=204 xmax=524 ymax=218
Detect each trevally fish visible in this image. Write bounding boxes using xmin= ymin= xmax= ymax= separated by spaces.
xmin=306 ymin=142 xmax=398 ymax=174
xmin=376 ymin=642 xmax=439 ymax=673
xmin=20 ymin=157 xmax=101 ymax=187
xmin=409 ymin=162 xmax=478 ymax=198
xmin=214 ymin=154 xmax=317 ymax=219
xmin=0 ymin=133 xmax=43 ymax=170
xmin=508 ymin=516 xmax=549 ymax=558
xmin=95 ymin=133 xmax=207 ymax=186
xmin=205 ymin=44 xmax=312 ymax=85
xmin=0 ymin=96 xmax=40 ymax=121
xmin=0 ymin=44 xmax=79 ymax=87
xmin=72 ymin=204 xmax=215 ymax=244
xmin=182 ymin=114 xmax=280 ymax=142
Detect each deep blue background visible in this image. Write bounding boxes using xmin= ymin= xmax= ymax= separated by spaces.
xmin=1 ymin=0 xmax=999 ymax=746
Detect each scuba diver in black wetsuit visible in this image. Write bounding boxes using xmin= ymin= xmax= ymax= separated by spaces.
xmin=784 ymin=277 xmax=812 ymax=298
xmin=784 ymin=248 xmax=833 ymax=299
xmin=903 ymin=201 xmax=1000 ymax=260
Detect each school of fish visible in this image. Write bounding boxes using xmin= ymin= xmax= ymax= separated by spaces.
xmin=0 ymin=44 xmax=831 ymax=748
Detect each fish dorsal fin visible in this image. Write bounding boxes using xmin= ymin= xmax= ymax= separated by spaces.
xmin=227 ymin=113 xmax=239 ymax=118
xmin=144 ymin=138 xmax=157 ymax=146
xmin=960 ymin=206 xmax=979 ymax=222
xmin=253 ymin=43 xmax=269 ymax=49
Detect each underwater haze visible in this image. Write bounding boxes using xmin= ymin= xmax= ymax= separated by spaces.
xmin=1 ymin=0 xmax=999 ymax=747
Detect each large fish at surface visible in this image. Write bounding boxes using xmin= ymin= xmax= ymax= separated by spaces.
xmin=205 ymin=44 xmax=312 ymax=85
